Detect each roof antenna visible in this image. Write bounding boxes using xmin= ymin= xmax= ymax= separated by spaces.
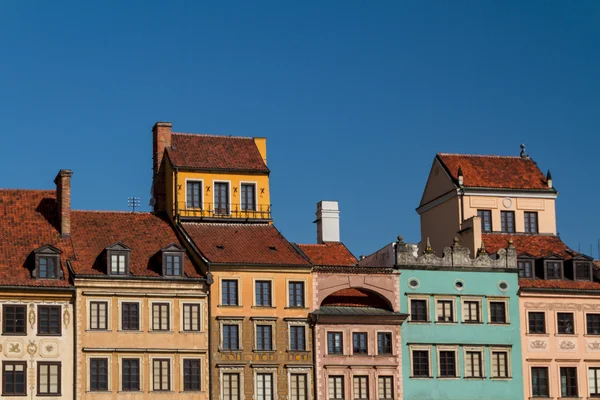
xmin=520 ymin=144 xmax=528 ymax=159
xmin=128 ymin=197 xmax=140 ymax=213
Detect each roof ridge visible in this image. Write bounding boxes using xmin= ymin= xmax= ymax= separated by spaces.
xmin=172 ymin=132 xmax=253 ymax=140
xmin=72 ymin=210 xmax=152 ymax=215
xmin=438 ymin=153 xmax=527 ymax=160
xmin=0 ymin=188 xmax=55 ymax=193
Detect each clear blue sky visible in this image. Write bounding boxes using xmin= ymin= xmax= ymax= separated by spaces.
xmin=2 ymin=1 xmax=599 ymax=258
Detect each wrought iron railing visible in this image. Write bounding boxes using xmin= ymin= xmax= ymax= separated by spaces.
xmin=176 ymin=202 xmax=271 ymax=220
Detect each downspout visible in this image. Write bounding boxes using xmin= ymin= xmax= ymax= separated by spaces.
xmin=67 ymin=261 xmax=77 ymax=400
xmin=310 ymin=314 xmax=318 ymax=400
xmin=207 ymin=261 xmax=213 ymax=400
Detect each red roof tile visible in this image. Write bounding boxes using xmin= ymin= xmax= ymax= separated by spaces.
xmin=296 ymin=242 xmax=357 ymax=266
xmin=181 ymin=222 xmax=310 ymax=266
xmin=519 ymin=278 xmax=600 ymax=290
xmin=482 ymin=233 xmax=575 ymax=259
xmin=0 ymin=190 xmax=73 ymax=287
xmin=321 ymin=287 xmax=391 ymax=309
xmin=437 ymin=153 xmax=551 ymax=190
xmin=70 ymin=212 xmax=201 ymax=278
xmin=167 ymin=133 xmax=269 ymax=172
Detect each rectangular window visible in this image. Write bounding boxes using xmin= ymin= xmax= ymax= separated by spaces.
xmin=289 ymin=282 xmax=305 ymax=307
xmin=589 ymin=367 xmax=600 ymax=397
xmin=38 ymin=256 xmax=57 ymax=278
xmin=89 ymin=301 xmax=108 ymax=330
xmin=463 ymin=300 xmax=480 ymax=323
xmin=378 ymin=376 xmax=393 ymax=400
xmin=183 ymin=304 xmax=201 ymax=331
xmin=256 ymin=325 xmax=273 ymax=351
xmin=477 ymin=210 xmax=492 ymax=232
xmin=436 ymin=300 xmax=454 ymax=322
xmin=588 ymin=314 xmax=600 ymax=335
xmin=491 ymin=350 xmax=509 ymax=378
xmin=500 ymin=211 xmax=515 ymax=233
xmin=152 ymin=359 xmax=170 ymax=391
xmin=164 ymin=254 xmax=182 ymax=276
xmin=518 ymin=260 xmax=534 ymax=278
xmin=529 ymin=312 xmax=546 ymax=334
xmin=439 ymin=350 xmax=456 ymax=377
xmin=410 ymin=299 xmax=428 ymax=322
xmin=110 ymin=253 xmax=127 ymax=275
xmin=38 ymin=305 xmax=61 ymax=335
xmin=152 ymin=303 xmax=170 ymax=331
xmin=524 ymin=211 xmax=538 ymax=233
xmin=89 ymin=358 xmax=108 ymax=392
xmin=377 ymin=332 xmax=392 ymax=355
xmin=557 ymin=312 xmax=574 ymax=334
xmin=3 ymin=305 xmax=26 ymax=334
xmin=353 ymin=332 xmax=368 ymax=354
xmin=38 ymin=362 xmax=60 ymax=395
xmin=290 ymin=374 xmax=308 ymax=400
xmin=122 ymin=358 xmax=140 ymax=391
xmin=546 ymin=261 xmax=562 ymax=279
xmin=223 ymin=324 xmax=240 ymax=350
xmin=576 ymin=262 xmax=591 ymax=280
xmin=353 ymin=376 xmax=369 ymax=400
xmin=186 ymin=181 xmax=202 ymax=209
xmin=489 ymin=301 xmax=507 ymax=324
xmin=531 ymin=367 xmax=549 ymax=397
xmin=241 ymin=183 xmax=256 ymax=211
xmin=412 ymin=350 xmax=429 ymax=377
xmin=290 ymin=325 xmax=306 ymax=351
xmin=256 ymin=373 xmax=273 ymax=400
xmin=464 ymin=351 xmax=482 ymax=378
xmin=183 ymin=359 xmax=201 ymax=391
xmin=560 ymin=367 xmax=578 ymax=397
xmin=121 ymin=302 xmax=139 ymax=331
xmin=328 ymin=332 xmax=343 ymax=354
xmin=255 ymin=281 xmax=272 ymax=307
xmin=329 ymin=376 xmax=344 ymax=400
xmin=223 ymin=373 xmax=240 ymax=400
xmin=3 ymin=362 xmax=26 ymax=395
xmin=214 ymin=182 xmax=230 ymax=215
xmin=222 ymin=280 xmax=239 ymax=306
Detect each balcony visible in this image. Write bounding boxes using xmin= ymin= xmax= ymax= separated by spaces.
xmin=176 ymin=202 xmax=271 ymax=222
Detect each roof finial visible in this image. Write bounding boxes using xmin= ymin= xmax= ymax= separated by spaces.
xmin=424 ymin=237 xmax=433 ymax=254
xmin=520 ymin=144 xmax=528 ymax=159
xmin=478 ymin=240 xmax=487 ymax=256
xmin=546 ymin=170 xmax=553 ymax=188
xmin=397 ymin=235 xmax=404 ymax=244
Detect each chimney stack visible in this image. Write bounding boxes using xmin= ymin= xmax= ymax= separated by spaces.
xmin=54 ymin=169 xmax=72 ymax=237
xmin=152 ymin=122 xmax=172 ymax=212
xmin=315 ymin=201 xmax=340 ymax=243
xmin=547 ymin=170 xmax=553 ymax=189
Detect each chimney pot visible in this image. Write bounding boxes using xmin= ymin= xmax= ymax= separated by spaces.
xmin=54 ymin=169 xmax=72 ymax=237
xmin=315 ymin=201 xmax=340 ymax=244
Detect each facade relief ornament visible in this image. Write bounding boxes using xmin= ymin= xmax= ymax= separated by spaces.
xmin=4 ymin=340 xmax=24 ymax=357
xmin=558 ymin=340 xmax=576 ymax=351
xmin=28 ymin=303 xmax=35 ymax=329
xmin=27 ymin=341 xmax=37 ymax=357
xmin=529 ymin=339 xmax=548 ymax=351
xmin=63 ymin=306 xmax=70 ymax=329
xmin=39 ymin=340 xmax=58 ymax=358
xmin=587 ymin=340 xmax=600 ymax=352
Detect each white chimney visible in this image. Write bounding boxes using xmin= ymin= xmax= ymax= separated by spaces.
xmin=315 ymin=201 xmax=340 ymax=243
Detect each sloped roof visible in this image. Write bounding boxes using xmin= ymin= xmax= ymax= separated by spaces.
xmin=519 ymin=278 xmax=600 ymax=291
xmin=437 ymin=153 xmax=552 ymax=190
xmin=181 ymin=222 xmax=310 ymax=266
xmin=296 ymin=242 xmax=357 ymax=266
xmin=321 ymin=287 xmax=392 ymax=309
xmin=482 ymin=233 xmax=575 ymax=259
xmin=167 ymin=133 xmax=269 ymax=172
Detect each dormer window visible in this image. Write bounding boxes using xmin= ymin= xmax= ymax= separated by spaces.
xmin=105 ymin=242 xmax=131 ymax=276
xmin=161 ymin=244 xmax=185 ymax=277
xmin=575 ymin=262 xmax=592 ymax=281
xmin=545 ymin=260 xmax=563 ymax=280
xmin=33 ymin=245 xmax=62 ymax=280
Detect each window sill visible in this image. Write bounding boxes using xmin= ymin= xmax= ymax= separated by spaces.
xmin=117 ymin=330 xmax=143 ymax=333
xmin=434 ymin=322 xmax=458 ymax=325
xmin=253 ymin=350 xmax=276 ymax=353
xmin=526 ymin=333 xmax=549 ymax=337
xmin=555 ymin=333 xmax=576 ymax=337
xmin=86 ymin=391 xmax=111 ymax=393
xmin=409 ymin=376 xmax=432 ymax=379
xmin=489 ymin=322 xmax=510 ymax=326
xmin=490 ymin=377 xmax=512 ymax=380
xmin=285 ymin=307 xmax=308 ymax=310
xmin=287 ymin=350 xmax=309 ymax=353
xmin=437 ymin=376 xmax=460 ymax=380
xmin=36 ymin=333 xmax=62 ymax=337
xmin=219 ymin=349 xmax=243 ymax=353
xmin=352 ymin=353 xmax=370 ymax=356
xmin=462 ymin=321 xmax=483 ymax=324
xmin=377 ymin=353 xmax=393 ymax=357
xmin=180 ymin=330 xmax=203 ymax=334
xmin=464 ymin=377 xmax=485 ymax=380
xmin=408 ymin=320 xmax=431 ymax=324
xmin=149 ymin=330 xmax=174 ymax=334
xmin=252 ymin=306 xmax=275 ymax=309
xmin=584 ymin=334 xmax=600 ymax=337
xmin=37 ymin=394 xmax=62 ymax=397
xmin=218 ymin=305 xmax=242 ymax=308
xmin=86 ymin=329 xmax=111 ymax=333
xmin=2 ymin=333 xmax=27 ymax=336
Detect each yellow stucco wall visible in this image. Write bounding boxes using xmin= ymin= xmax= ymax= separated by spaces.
xmin=419 ymin=196 xmax=461 ymax=254
xmin=420 ymin=158 xmax=457 ymax=206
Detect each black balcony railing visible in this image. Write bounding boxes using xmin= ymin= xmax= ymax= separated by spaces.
xmin=177 ymin=202 xmax=271 ymax=220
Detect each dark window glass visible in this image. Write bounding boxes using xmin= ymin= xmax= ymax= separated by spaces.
xmin=122 ymin=359 xmax=140 ymax=391
xmin=589 ymin=367 xmax=600 ymax=397
xmin=528 ymin=312 xmax=546 ymax=334
xmin=152 ymin=303 xmax=170 ymax=331
xmin=256 ymin=325 xmax=272 ymax=351
xmin=328 ymin=332 xmax=343 ymax=354
xmin=491 ymin=351 xmax=509 ymax=378
xmin=576 ymin=262 xmax=591 ymax=280
xmin=531 ymin=367 xmax=549 ymax=397
xmin=183 ymin=304 xmax=201 ymax=331
xmin=222 ymin=280 xmax=238 ymax=306
xmin=560 ymin=367 xmax=578 ymax=397
xmin=255 ymin=281 xmax=272 ymax=307
xmin=121 ymin=302 xmax=139 ymax=331
xmin=37 ymin=362 xmax=60 ymax=395
xmin=152 ymin=359 xmax=170 ymax=391
xmin=518 ymin=260 xmax=533 ymax=278
xmin=353 ymin=332 xmax=368 ymax=354
xmin=164 ymin=254 xmax=181 ymax=276
xmin=223 ymin=373 xmax=240 ymax=400
xmin=183 ymin=359 xmax=201 ymax=391
xmin=437 ymin=300 xmax=453 ymax=322
xmin=463 ymin=301 xmax=480 ymax=322
xmin=3 ymin=362 xmax=26 ymax=395
xmin=587 ymin=314 xmax=600 ymax=335
xmin=241 ymin=184 xmax=256 ymax=211
xmin=289 ymin=282 xmax=305 ymax=307
xmin=546 ymin=261 xmax=562 ymax=279
xmin=89 ymin=358 xmax=108 ymax=391
xmin=557 ymin=313 xmax=574 ymax=334
xmin=439 ymin=351 xmax=456 ymax=377
xmin=290 ymin=326 xmax=306 ymax=351
xmin=412 ymin=350 xmax=429 ymax=377
xmin=38 ymin=256 xmax=57 ymax=279
xmin=524 ymin=212 xmax=538 ymax=233
xmin=38 ymin=305 xmax=61 ymax=335
xmin=377 ymin=332 xmax=392 ymax=354
xmin=490 ymin=302 xmax=507 ymax=324
xmin=500 ymin=211 xmax=515 ymax=233
xmin=465 ymin=351 xmax=482 ymax=378
xmin=223 ymin=325 xmax=239 ymax=350
xmin=410 ymin=300 xmax=428 ymax=322
xmin=214 ymin=182 xmax=230 ymax=215
xmin=3 ymin=305 xmax=26 ymax=334
xmin=477 ymin=210 xmax=492 ymax=232
xmin=186 ymin=181 xmax=202 ymax=209
xmin=89 ymin=301 xmax=108 ymax=330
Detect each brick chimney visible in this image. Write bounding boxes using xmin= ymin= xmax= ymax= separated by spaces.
xmin=54 ymin=169 xmax=72 ymax=237
xmin=152 ymin=122 xmax=172 ymax=212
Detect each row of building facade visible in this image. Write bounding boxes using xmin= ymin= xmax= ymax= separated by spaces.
xmin=0 ymin=123 xmax=597 ymax=400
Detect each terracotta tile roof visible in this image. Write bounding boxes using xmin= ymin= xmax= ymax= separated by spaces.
xmin=519 ymin=278 xmax=600 ymax=291
xmin=296 ymin=242 xmax=357 ymax=266
xmin=0 ymin=190 xmax=73 ymax=287
xmin=70 ymin=211 xmax=201 ymax=278
xmin=181 ymin=222 xmax=310 ymax=266
xmin=482 ymin=233 xmax=575 ymax=259
xmin=167 ymin=133 xmax=269 ymax=172
xmin=321 ymin=287 xmax=391 ymax=309
xmin=437 ymin=153 xmax=551 ymax=190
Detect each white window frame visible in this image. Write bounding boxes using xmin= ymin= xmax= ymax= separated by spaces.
xmin=254 ymin=367 xmax=277 ymax=400
xmin=489 ymin=347 xmax=512 ymax=379
xmin=463 ymin=346 xmax=485 ymax=378
xmin=434 ymin=296 xmax=457 ymax=323
xmin=376 ymin=374 xmax=394 ymax=400
xmin=487 ymin=297 xmax=510 ymax=324
xmin=149 ymin=300 xmax=173 ymax=332
xmin=407 ymin=295 xmax=430 ymax=323
xmin=86 ymin=355 xmax=112 ymax=392
xmin=253 ymin=278 xmax=275 ymax=308
xmin=286 ymin=278 xmax=308 ymax=308
xmin=409 ymin=344 xmax=432 ymax=378
xmin=239 ymin=181 xmax=258 ymax=212
xmin=150 ymin=355 xmax=173 ymax=392
xmin=87 ymin=298 xmax=111 ymax=331
xmin=180 ymin=301 xmax=203 ymax=332
xmin=253 ymin=318 xmax=276 ymax=352
xmin=287 ymin=320 xmax=309 ymax=352
xmin=118 ymin=299 xmax=142 ymax=332
xmin=220 ymin=319 xmax=243 ymax=351
xmin=185 ymin=179 xmax=204 ymax=209
xmin=437 ymin=345 xmax=459 ymax=378
xmin=220 ymin=276 xmax=241 ymax=307
xmin=288 ymin=367 xmax=312 ymax=400
xmin=118 ymin=355 xmax=142 ymax=392
xmin=220 ymin=366 xmax=244 ymax=400
xmin=180 ymin=356 xmax=205 ymax=392
xmin=588 ymin=365 xmax=600 ymax=398
xmin=460 ymin=297 xmax=482 ymax=323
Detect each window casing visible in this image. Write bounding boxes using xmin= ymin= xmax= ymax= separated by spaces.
xmin=121 ymin=302 xmax=140 ymax=331
xmin=531 ymin=367 xmax=549 ymax=397
xmin=90 ymin=301 xmax=108 ymax=330
xmin=439 ymin=350 xmax=457 ymax=377
xmin=462 ymin=300 xmax=481 ymax=323
xmin=152 ymin=303 xmax=170 ymax=331
xmin=122 ymin=358 xmax=140 ymax=391
xmin=223 ymin=373 xmax=240 ymax=400
xmin=490 ymin=349 xmax=509 ymax=378
xmin=222 ymin=280 xmax=239 ymax=306
xmin=183 ymin=304 xmax=201 ymax=331
xmin=589 ymin=367 xmax=600 ymax=397
xmin=290 ymin=325 xmax=306 ymax=351
xmin=353 ymin=376 xmax=369 ymax=400
xmin=329 ymin=376 xmax=344 ymax=400
xmin=3 ymin=305 xmax=26 ymax=334
xmin=576 ymin=262 xmax=592 ymax=280
xmin=477 ymin=210 xmax=492 ymax=232
xmin=353 ymin=332 xmax=368 ymax=355
xmin=187 ymin=181 xmax=202 ymax=209
xmin=163 ymin=252 xmax=183 ymax=277
xmin=3 ymin=361 xmax=26 ymax=396
xmin=410 ymin=299 xmax=428 ymax=322
xmin=241 ymin=183 xmax=256 ymax=211
xmin=328 ymin=332 xmax=343 ymax=355
xmin=89 ymin=358 xmax=108 ymax=392
xmin=560 ymin=367 xmax=578 ymax=397
xmin=524 ymin=211 xmax=538 ymax=233
xmin=500 ymin=211 xmax=515 ymax=233
xmin=152 ymin=359 xmax=170 ymax=391
xmin=38 ymin=256 xmax=59 ymax=279
xmin=489 ymin=301 xmax=507 ymax=324
xmin=214 ymin=182 xmax=230 ymax=215
xmin=183 ymin=359 xmax=201 ymax=391
xmin=557 ymin=312 xmax=574 ymax=334
xmin=378 ymin=376 xmax=393 ymax=400
xmin=464 ymin=350 xmax=483 ymax=378
xmin=256 ymin=373 xmax=274 ymax=400
xmin=518 ymin=259 xmax=534 ymax=278
xmin=38 ymin=362 xmax=60 ymax=395
xmin=412 ymin=349 xmax=429 ymax=377
xmin=108 ymin=250 xmax=129 ymax=276
xmin=528 ymin=312 xmax=546 ymax=334
xmin=436 ymin=299 xmax=454 ymax=322
xmin=223 ymin=324 xmax=240 ymax=351
xmin=545 ymin=261 xmax=563 ymax=280
xmin=290 ymin=373 xmax=308 ymax=400
xmin=377 ymin=332 xmax=392 ymax=355
xmin=255 ymin=280 xmax=272 ymax=307
xmin=587 ymin=314 xmax=600 ymax=335
xmin=38 ymin=305 xmax=61 ymax=335
xmin=289 ymin=281 xmax=305 ymax=307
xmin=256 ymin=325 xmax=273 ymax=351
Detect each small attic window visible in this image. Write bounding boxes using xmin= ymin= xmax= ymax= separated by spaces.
xmin=106 ymin=242 xmax=131 ymax=276
xmin=33 ymin=245 xmax=62 ymax=280
xmin=216 ymin=245 xmax=224 ymax=250
xmin=268 ymin=246 xmax=277 ymax=251
xmin=162 ymin=243 xmax=185 ymax=277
